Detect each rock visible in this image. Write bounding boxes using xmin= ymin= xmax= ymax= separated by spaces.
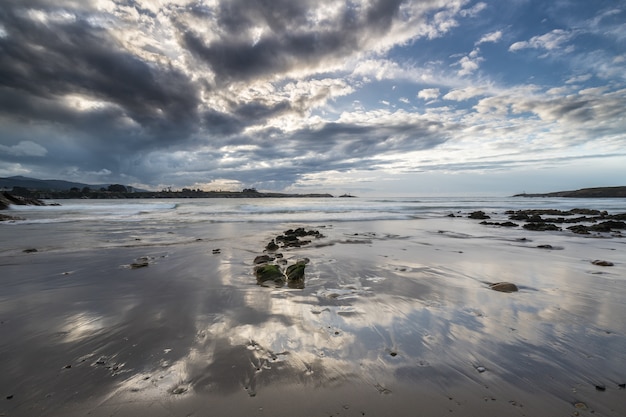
xmin=285 ymin=261 xmax=306 ymax=281
xmin=589 ymin=220 xmax=626 ymax=232
xmin=212 ymin=248 xmax=221 ymax=254
xmin=130 ymin=261 xmax=149 ymax=269
xmin=171 ymin=386 xmax=188 ymax=395
xmin=522 ymin=222 xmax=561 ymax=231
xmin=272 ymin=228 xmax=324 ymax=249
xmin=254 ymin=264 xmax=284 ymax=283
xmin=476 ymin=366 xmax=486 ymax=373
xmin=23 ymin=248 xmax=38 ymax=253
xmin=592 ymin=260 xmax=614 ymax=267
xmin=0 ymin=213 xmax=24 ymax=221
xmin=1 ymin=191 xmax=46 ymax=207
xmin=468 ymin=211 xmax=490 ymax=219
xmin=536 ymin=244 xmax=553 ymax=249
xmin=480 ymin=221 xmax=518 ymax=227
xmin=509 ymin=212 xmax=529 ymax=221
xmin=567 ymin=225 xmax=590 ymax=234
xmin=254 ymin=255 xmax=273 ymax=264
xmin=265 ymin=240 xmax=279 ymax=252
xmin=489 ymin=282 xmax=519 ymax=293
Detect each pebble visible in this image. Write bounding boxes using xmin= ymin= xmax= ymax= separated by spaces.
xmin=476 ymin=366 xmax=486 ymax=373
xmin=171 ymin=386 xmax=188 ymax=395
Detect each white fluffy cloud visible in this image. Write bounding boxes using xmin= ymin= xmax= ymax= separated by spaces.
xmin=417 ymin=88 xmax=441 ymax=100
xmin=509 ymin=29 xmax=576 ymax=52
xmin=476 ymin=30 xmax=502 ymax=45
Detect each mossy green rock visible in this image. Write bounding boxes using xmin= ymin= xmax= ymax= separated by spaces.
xmin=255 ymin=264 xmax=284 ymax=282
xmin=286 ymin=262 xmax=306 ymax=281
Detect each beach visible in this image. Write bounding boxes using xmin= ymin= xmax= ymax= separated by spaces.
xmin=1 ymin=197 xmax=625 ymax=416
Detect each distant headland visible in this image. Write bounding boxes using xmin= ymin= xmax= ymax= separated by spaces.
xmin=0 ymin=176 xmax=337 ymax=202
xmin=514 ymin=186 xmax=626 ymax=198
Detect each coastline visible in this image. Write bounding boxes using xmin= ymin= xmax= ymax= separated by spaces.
xmin=514 ymin=186 xmax=626 ymax=198
xmin=1 ymin=199 xmax=625 ymax=416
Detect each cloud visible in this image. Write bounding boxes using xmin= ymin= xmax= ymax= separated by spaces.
xmin=180 ymin=0 xmax=458 ymax=86
xmin=566 ymin=74 xmax=593 ymax=84
xmin=443 ymin=86 xmax=485 ymax=101
xmin=454 ymin=48 xmax=484 ymax=76
xmin=509 ymin=29 xmax=576 ymax=52
xmin=476 ymin=30 xmax=502 ymax=45
xmin=0 ymin=140 xmax=47 ymax=157
xmin=418 ymin=88 xmax=440 ymax=100
xmin=0 ymin=1 xmax=624 ymax=193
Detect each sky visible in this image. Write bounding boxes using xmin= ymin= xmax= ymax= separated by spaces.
xmin=1 ymin=0 xmax=625 ymax=196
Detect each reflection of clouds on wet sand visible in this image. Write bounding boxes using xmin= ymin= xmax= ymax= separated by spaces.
xmin=1 ymin=218 xmax=626 ymax=416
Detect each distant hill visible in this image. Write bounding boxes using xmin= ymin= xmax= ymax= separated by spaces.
xmin=0 ymin=176 xmax=124 ymax=191
xmin=514 ymin=186 xmax=626 ymax=198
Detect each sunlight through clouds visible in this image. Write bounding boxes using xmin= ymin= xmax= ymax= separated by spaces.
xmin=1 ymin=0 xmax=625 ymax=194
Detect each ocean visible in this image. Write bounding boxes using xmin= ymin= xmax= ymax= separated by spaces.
xmin=5 ymin=195 xmax=626 ymax=225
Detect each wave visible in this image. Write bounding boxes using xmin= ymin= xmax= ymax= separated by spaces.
xmin=4 ymin=196 xmax=626 ymax=226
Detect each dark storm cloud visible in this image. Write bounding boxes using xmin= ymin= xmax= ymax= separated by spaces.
xmin=182 ymin=0 xmax=404 ymax=84
xmin=207 ymin=118 xmax=450 ymax=188
xmin=0 ymin=5 xmax=200 ymax=145
xmin=1 ymin=0 xmax=456 ymax=188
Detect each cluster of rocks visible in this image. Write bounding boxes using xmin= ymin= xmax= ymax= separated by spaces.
xmin=264 ymin=227 xmax=324 ymax=251
xmin=254 ymin=228 xmax=323 ymax=288
xmin=1 ymin=191 xmax=53 ymax=221
xmin=466 ymin=209 xmax=626 ymax=235
xmin=1 ymin=191 xmax=47 ymax=209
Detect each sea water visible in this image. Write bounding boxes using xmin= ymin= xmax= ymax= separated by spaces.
xmin=4 ymin=196 xmax=626 ymax=226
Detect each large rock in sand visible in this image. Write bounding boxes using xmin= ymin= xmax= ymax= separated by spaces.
xmin=255 ymin=264 xmax=284 ymax=283
xmin=489 ymin=282 xmax=519 ymax=293
xmin=285 ymin=261 xmax=306 ymax=281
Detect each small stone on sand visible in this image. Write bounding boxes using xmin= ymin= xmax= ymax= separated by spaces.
xmin=489 ymin=282 xmax=519 ymax=293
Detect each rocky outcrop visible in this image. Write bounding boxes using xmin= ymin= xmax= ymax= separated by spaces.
xmin=0 ymin=213 xmax=24 ymax=221
xmin=480 ymin=221 xmax=518 ymax=227
xmin=514 ymin=186 xmax=626 ymax=198
xmin=1 ymin=192 xmax=46 ymax=209
xmin=468 ymin=211 xmax=490 ymax=219
xmin=503 ymin=209 xmax=626 ymax=234
xmin=254 ymin=228 xmax=322 ymax=288
xmin=1 ymin=192 xmax=48 ymax=220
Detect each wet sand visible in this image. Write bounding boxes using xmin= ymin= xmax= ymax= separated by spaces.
xmin=1 ymin=216 xmax=625 ymax=416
